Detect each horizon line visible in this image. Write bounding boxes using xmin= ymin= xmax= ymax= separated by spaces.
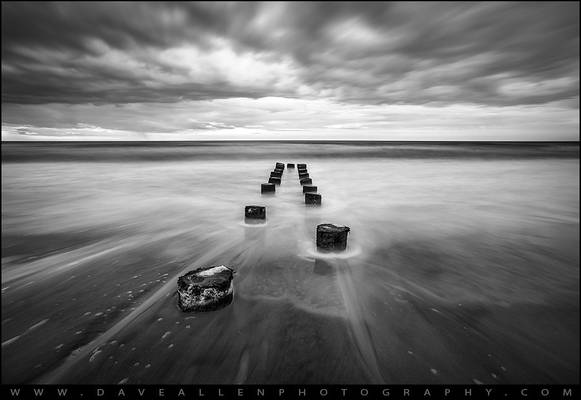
xmin=2 ymin=139 xmax=579 ymax=144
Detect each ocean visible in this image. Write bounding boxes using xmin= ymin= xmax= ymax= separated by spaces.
xmin=1 ymin=141 xmax=579 ymax=384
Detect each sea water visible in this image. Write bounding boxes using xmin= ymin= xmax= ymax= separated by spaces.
xmin=1 ymin=142 xmax=579 ymax=384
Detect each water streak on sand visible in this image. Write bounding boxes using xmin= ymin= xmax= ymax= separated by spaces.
xmin=2 ymin=242 xmax=131 ymax=285
xmin=34 ymin=236 xmax=242 ymax=384
xmin=333 ymin=259 xmax=384 ymax=383
xmin=2 ymin=318 xmax=49 ymax=348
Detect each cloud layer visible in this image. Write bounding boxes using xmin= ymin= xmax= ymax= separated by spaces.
xmin=1 ymin=2 xmax=579 ymax=140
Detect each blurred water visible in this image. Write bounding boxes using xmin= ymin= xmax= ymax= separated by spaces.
xmin=1 ymin=142 xmax=579 ymax=384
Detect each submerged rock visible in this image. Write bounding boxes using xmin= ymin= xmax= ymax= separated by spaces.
xmin=316 ymin=224 xmax=350 ymax=252
xmin=177 ymin=265 xmax=234 ymax=312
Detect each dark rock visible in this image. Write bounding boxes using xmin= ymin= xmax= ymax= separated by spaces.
xmin=303 ymin=185 xmax=318 ymax=193
xmin=245 ymin=205 xmax=266 ymax=220
xmin=268 ymin=176 xmax=281 ymax=185
xmin=298 ymin=172 xmax=310 ymax=179
xmin=300 ymin=178 xmax=312 ymax=185
xmin=261 ymin=183 xmax=275 ymax=193
xmin=316 ymin=224 xmax=350 ymax=252
xmin=177 ymin=265 xmax=234 ymax=312
xmin=270 ymin=171 xmax=282 ymax=178
xmin=287 ymin=163 xmax=295 ymax=168
xmin=275 ymin=162 xmax=285 ymax=170
xmin=297 ymin=163 xmax=307 ymax=169
xmin=305 ymin=192 xmax=321 ymax=205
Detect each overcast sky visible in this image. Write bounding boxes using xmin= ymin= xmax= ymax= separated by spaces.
xmin=1 ymin=1 xmax=579 ymax=141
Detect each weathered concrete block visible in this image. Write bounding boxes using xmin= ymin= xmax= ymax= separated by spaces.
xmin=275 ymin=162 xmax=285 ymax=170
xmin=305 ymin=192 xmax=321 ymax=205
xmin=245 ymin=205 xmax=266 ymax=220
xmin=316 ymin=224 xmax=350 ymax=252
xmin=270 ymin=171 xmax=282 ymax=178
xmin=268 ymin=176 xmax=281 ymax=185
xmin=303 ymin=185 xmax=318 ymax=193
xmin=177 ymin=265 xmax=234 ymax=312
xmin=297 ymin=163 xmax=307 ymax=169
xmin=261 ymin=183 xmax=275 ymax=193
xmin=287 ymin=163 xmax=295 ymax=168
xmin=300 ymin=178 xmax=312 ymax=185
xmin=298 ymin=172 xmax=310 ymax=179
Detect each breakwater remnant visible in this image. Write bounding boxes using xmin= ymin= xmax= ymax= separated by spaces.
xmin=303 ymin=185 xmax=317 ymax=193
xmin=287 ymin=163 xmax=295 ymax=168
xmin=268 ymin=176 xmax=281 ymax=185
xmin=245 ymin=205 xmax=266 ymax=221
xmin=275 ymin=162 xmax=285 ymax=170
xmin=270 ymin=171 xmax=282 ymax=178
xmin=177 ymin=265 xmax=234 ymax=312
xmin=261 ymin=183 xmax=275 ymax=194
xmin=305 ymin=192 xmax=322 ymax=205
xmin=297 ymin=163 xmax=307 ymax=170
xmin=298 ymin=172 xmax=310 ymax=179
xmin=316 ymin=224 xmax=350 ymax=252
xmin=300 ymin=178 xmax=312 ymax=185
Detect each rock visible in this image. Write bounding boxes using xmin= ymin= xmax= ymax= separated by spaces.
xmin=303 ymin=185 xmax=318 ymax=193
xmin=305 ymin=192 xmax=321 ymax=205
xmin=261 ymin=183 xmax=275 ymax=194
xmin=275 ymin=162 xmax=285 ymax=170
xmin=177 ymin=265 xmax=234 ymax=312
xmin=268 ymin=176 xmax=281 ymax=185
xmin=245 ymin=205 xmax=266 ymax=220
xmin=316 ymin=224 xmax=350 ymax=252
xmin=270 ymin=171 xmax=283 ymax=178
xmin=287 ymin=163 xmax=295 ymax=168
xmin=300 ymin=177 xmax=312 ymax=185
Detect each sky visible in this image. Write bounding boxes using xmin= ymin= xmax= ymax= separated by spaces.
xmin=1 ymin=1 xmax=579 ymax=141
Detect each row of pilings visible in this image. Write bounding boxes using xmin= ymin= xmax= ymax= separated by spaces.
xmin=177 ymin=161 xmax=351 ymax=313
xmin=248 ymin=162 xmax=350 ymax=252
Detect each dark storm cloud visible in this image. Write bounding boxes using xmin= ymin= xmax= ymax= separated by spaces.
xmin=1 ymin=1 xmax=579 ymax=106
